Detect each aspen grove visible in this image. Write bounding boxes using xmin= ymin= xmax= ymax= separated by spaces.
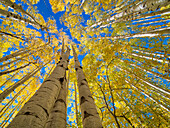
xmin=0 ymin=0 xmax=169 ymax=127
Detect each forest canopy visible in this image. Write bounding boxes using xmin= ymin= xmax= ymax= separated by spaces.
xmin=0 ymin=0 xmax=170 ymax=127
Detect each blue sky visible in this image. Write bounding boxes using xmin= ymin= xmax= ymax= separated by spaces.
xmin=36 ymin=0 xmax=88 ymax=64
xmin=37 ymin=0 xmax=66 ymax=29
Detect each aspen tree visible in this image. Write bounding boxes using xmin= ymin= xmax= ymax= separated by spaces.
xmin=0 ymin=66 xmax=42 ymax=103
xmin=72 ymin=45 xmax=103 ymax=128
xmin=45 ymin=43 xmax=70 ymax=128
xmin=74 ymin=82 xmax=79 ymax=127
xmin=7 ymin=43 xmax=70 ymax=128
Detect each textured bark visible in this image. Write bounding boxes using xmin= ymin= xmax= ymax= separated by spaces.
xmin=72 ymin=45 xmax=103 ymax=128
xmin=45 ymin=77 xmax=67 ymax=128
xmin=7 ymin=44 xmax=70 ymax=128
xmin=45 ymin=79 xmax=66 ymax=128
xmin=45 ymin=45 xmax=70 ymax=128
xmin=1 ymin=93 xmax=31 ymax=128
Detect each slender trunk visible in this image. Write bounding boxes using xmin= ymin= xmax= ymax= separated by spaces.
xmin=0 ymin=66 xmax=42 ymax=103
xmin=128 ymin=89 xmax=169 ymax=123
xmin=0 ymin=44 xmax=47 ymax=69
xmin=0 ymin=80 xmax=33 ymax=118
xmin=131 ymin=50 xmax=169 ymax=64
xmin=89 ymin=0 xmax=169 ymax=30
xmin=0 ymin=54 xmax=29 ymax=68
xmin=0 ymin=9 xmax=39 ymax=26
xmin=100 ymin=27 xmax=169 ymax=40
xmin=116 ymin=65 xmax=170 ymax=95
xmin=131 ymin=45 xmax=168 ymax=53
xmin=0 ymin=63 xmax=30 ymax=76
xmin=7 ymin=44 xmax=70 ymax=128
xmin=45 ymin=45 xmax=70 ymax=128
xmin=0 ymin=42 xmax=51 ymax=63
xmin=128 ymin=55 xmax=169 ymax=74
xmin=0 ymin=70 xmax=19 ymax=89
xmin=0 ymin=0 xmax=47 ymax=30
xmin=128 ymin=56 xmax=169 ymax=74
xmin=74 ymin=82 xmax=79 ymax=127
xmin=0 ymin=30 xmax=26 ymax=41
xmin=129 ymin=62 xmax=170 ymax=82
xmin=120 ymin=58 xmax=170 ymax=82
xmin=66 ymin=70 xmax=70 ymax=122
xmin=0 ymin=48 xmax=27 ymax=63
xmin=125 ymin=79 xmax=170 ymax=111
xmin=132 ymin=49 xmax=167 ymax=60
xmin=72 ymin=45 xmax=103 ymax=128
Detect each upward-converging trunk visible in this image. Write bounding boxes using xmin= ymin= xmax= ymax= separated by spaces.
xmin=45 ymin=46 xmax=70 ymax=128
xmin=72 ymin=45 xmax=103 ymax=128
xmin=45 ymin=76 xmax=67 ymax=128
xmin=7 ymin=43 xmax=70 ymax=128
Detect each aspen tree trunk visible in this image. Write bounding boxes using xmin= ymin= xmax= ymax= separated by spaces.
xmin=72 ymin=45 xmax=103 ymax=128
xmin=7 ymin=44 xmax=70 ymax=128
xmin=0 ymin=48 xmax=26 ymax=62
xmin=0 ymin=63 xmax=30 ymax=76
xmin=45 ymin=45 xmax=70 ymax=128
xmin=0 ymin=0 xmax=47 ymax=30
xmin=0 ymin=9 xmax=39 ymax=26
xmin=0 ymin=30 xmax=26 ymax=41
xmin=0 ymin=70 xmax=19 ymax=89
xmin=45 ymin=77 xmax=67 ymax=128
xmin=74 ymin=82 xmax=79 ymax=127
xmin=0 ymin=95 xmax=28 ymax=128
xmin=0 ymin=55 xmax=29 ymax=68
xmin=0 ymin=44 xmax=49 ymax=69
xmin=0 ymin=48 xmax=27 ymax=63
xmin=66 ymin=70 xmax=70 ymax=121
xmin=0 ymin=80 xmax=33 ymax=118
xmin=0 ymin=42 xmax=49 ymax=65
xmin=0 ymin=67 xmax=42 ymax=103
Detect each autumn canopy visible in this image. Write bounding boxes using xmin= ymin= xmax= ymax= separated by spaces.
xmin=0 ymin=0 xmax=169 ymax=127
